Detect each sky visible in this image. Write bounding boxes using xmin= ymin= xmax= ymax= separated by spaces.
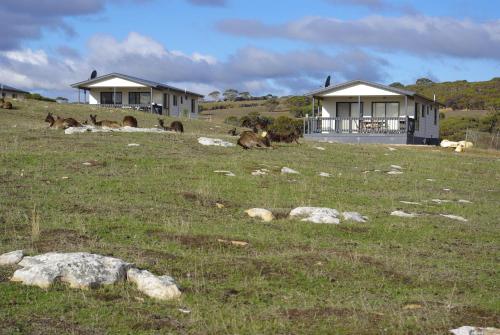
xmin=0 ymin=0 xmax=499 ymax=100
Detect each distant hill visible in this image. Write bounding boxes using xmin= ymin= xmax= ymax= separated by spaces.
xmin=397 ymin=78 xmax=500 ymax=110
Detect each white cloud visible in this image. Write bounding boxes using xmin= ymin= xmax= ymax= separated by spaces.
xmin=2 ymin=49 xmax=48 ymax=66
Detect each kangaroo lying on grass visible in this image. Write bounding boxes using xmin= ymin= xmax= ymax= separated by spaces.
xmin=89 ymin=114 xmax=121 ymax=128
xmin=45 ymin=112 xmax=82 ymax=129
xmin=2 ymin=101 xmax=13 ymax=109
xmin=237 ymin=131 xmax=272 ymax=149
xmin=158 ymin=119 xmax=184 ymax=133
xmin=122 ymin=116 xmax=138 ymax=127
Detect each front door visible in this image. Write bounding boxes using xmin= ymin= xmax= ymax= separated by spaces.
xmin=336 ymin=102 xmax=350 ymax=132
xmin=163 ymin=94 xmax=170 ymax=116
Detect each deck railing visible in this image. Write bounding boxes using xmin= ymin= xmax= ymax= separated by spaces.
xmin=304 ymin=116 xmax=414 ymax=135
xmin=98 ymin=104 xmax=152 ymax=111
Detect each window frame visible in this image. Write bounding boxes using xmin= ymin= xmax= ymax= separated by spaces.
xmin=370 ymin=101 xmax=400 ymax=118
xmin=335 ymin=102 xmax=364 ymax=118
xmin=100 ymin=92 xmax=122 ymax=105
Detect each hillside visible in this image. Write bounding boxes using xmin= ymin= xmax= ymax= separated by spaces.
xmin=0 ymin=100 xmax=499 ymax=334
xmin=404 ymin=78 xmax=500 ymax=110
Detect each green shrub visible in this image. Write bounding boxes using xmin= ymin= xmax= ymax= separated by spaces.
xmin=224 ymin=116 xmax=239 ymax=126
xmin=267 ymin=116 xmax=303 ymax=143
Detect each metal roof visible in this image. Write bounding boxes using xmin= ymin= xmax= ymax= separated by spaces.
xmin=71 ymin=73 xmax=204 ymax=97
xmin=0 ymin=84 xmax=29 ymax=94
xmin=305 ymin=79 xmax=439 ymax=104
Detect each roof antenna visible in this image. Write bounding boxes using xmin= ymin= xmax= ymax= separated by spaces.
xmin=90 ymin=70 xmax=97 ymax=80
xmin=325 ymin=75 xmax=331 ymax=88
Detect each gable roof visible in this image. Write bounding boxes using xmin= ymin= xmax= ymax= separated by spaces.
xmin=305 ymin=79 xmax=439 ymax=104
xmin=0 ymin=84 xmax=29 ymax=94
xmin=71 ymin=73 xmax=204 ymax=97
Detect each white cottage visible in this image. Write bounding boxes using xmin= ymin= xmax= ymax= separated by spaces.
xmin=71 ymin=73 xmax=204 ymax=117
xmin=304 ymin=80 xmax=441 ymax=145
xmin=0 ymin=84 xmax=29 ymax=100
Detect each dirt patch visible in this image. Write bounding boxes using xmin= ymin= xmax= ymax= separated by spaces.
xmin=130 ymin=314 xmax=187 ymax=334
xmin=450 ymin=305 xmax=500 ymax=327
xmin=180 ymin=191 xmax=231 ymax=208
xmin=283 ymin=307 xmax=354 ymax=320
xmin=33 ymin=228 xmax=95 ymax=253
xmin=0 ymin=266 xmax=15 ymax=282
xmin=146 ymin=230 xmax=249 ymax=251
xmin=336 ymin=225 xmax=370 ymax=234
xmin=1 ymin=315 xmax=104 ymax=335
xmin=89 ymin=291 xmax=123 ymax=302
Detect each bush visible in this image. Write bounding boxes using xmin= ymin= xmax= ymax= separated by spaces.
xmin=224 ymin=116 xmax=240 ymax=126
xmin=267 ymin=116 xmax=303 ymax=143
xmin=26 ymin=93 xmax=55 ymax=102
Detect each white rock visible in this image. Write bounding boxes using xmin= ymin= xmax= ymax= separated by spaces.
xmin=198 ymin=137 xmax=235 ymax=147
xmin=432 ymin=199 xmax=453 ymax=204
xmin=251 ymin=169 xmax=268 ymax=176
xmin=426 ymin=178 xmax=436 ymax=182
xmin=214 ymin=170 xmax=236 ymax=177
xmin=387 ymin=170 xmax=404 ymax=175
xmin=443 ymin=188 xmax=451 ymax=192
xmin=127 ymin=268 xmax=181 ymax=301
xmin=0 ymin=250 xmax=24 ymax=265
xmin=128 ymin=143 xmax=141 ymax=147
xmin=290 ymin=207 xmax=340 ymax=224
xmin=314 ymin=147 xmax=326 ymax=151
xmin=11 ymin=252 xmax=131 ymax=289
xmin=387 ymin=147 xmax=397 ymax=151
xmin=390 ymin=165 xmax=403 ymax=170
xmin=400 ymin=201 xmax=422 ymax=205
xmin=342 ymin=212 xmax=368 ymax=223
xmin=319 ymin=172 xmax=331 ymax=177
xmin=458 ymin=199 xmax=472 ymax=204
xmin=440 ymin=214 xmax=468 ymax=222
xmin=281 ymin=167 xmax=299 ymax=174
xmin=65 ymin=126 xmax=167 ymax=135
xmin=390 ymin=210 xmax=419 ymax=218
xmin=245 ymin=208 xmax=274 ymax=222
xmin=450 ymin=326 xmax=500 ymax=335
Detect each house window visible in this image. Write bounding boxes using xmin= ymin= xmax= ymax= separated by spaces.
xmin=372 ymin=102 xmax=399 ymax=118
xmin=337 ymin=102 xmax=363 ymax=118
xmin=1 ymin=92 xmax=5 ymax=97
xmin=421 ymin=105 xmax=425 ymax=117
xmin=434 ymin=107 xmax=437 ymax=125
xmin=129 ymin=92 xmax=151 ymax=105
xmin=180 ymin=96 xmax=184 ymax=104
xmin=12 ymin=94 xmax=17 ymax=99
xmin=173 ymin=95 xmax=178 ymax=106
xmin=101 ymin=92 xmax=122 ymax=104
xmin=415 ymin=103 xmax=420 ymax=131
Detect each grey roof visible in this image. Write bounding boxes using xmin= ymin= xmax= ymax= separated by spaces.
xmin=305 ymin=79 xmax=438 ymax=103
xmin=0 ymin=84 xmax=29 ymax=94
xmin=71 ymin=73 xmax=204 ymax=97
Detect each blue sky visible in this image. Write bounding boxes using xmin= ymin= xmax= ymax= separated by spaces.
xmin=0 ymin=0 xmax=499 ymax=99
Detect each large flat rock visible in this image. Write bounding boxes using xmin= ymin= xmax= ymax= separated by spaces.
xmin=127 ymin=268 xmax=181 ymax=301
xmin=11 ymin=252 xmax=132 ymax=289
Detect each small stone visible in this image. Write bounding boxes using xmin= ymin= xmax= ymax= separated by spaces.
xmin=217 ymin=239 xmax=249 ymax=247
xmin=214 ymin=170 xmax=236 ymax=177
xmin=342 ymin=212 xmax=368 ymax=223
xmin=319 ymin=172 xmax=331 ymax=177
xmin=440 ymin=214 xmax=468 ymax=222
xmin=426 ymin=178 xmax=436 ymax=182
xmin=390 ymin=165 xmax=403 ymax=170
xmin=0 ymin=250 xmax=24 ymax=266
xmin=314 ymin=147 xmax=326 ymax=151
xmin=390 ymin=210 xmax=419 ymax=218
xmin=128 ymin=143 xmax=141 ymax=147
xmin=61 ymin=176 xmax=69 ymax=180
xmin=431 ymin=199 xmax=453 ymax=204
xmin=251 ymin=169 xmax=268 ymax=176
xmin=387 ymin=170 xmax=404 ymax=175
xmin=127 ymin=268 xmax=181 ymax=301
xmin=458 ymin=199 xmax=472 ymax=204
xmin=387 ymin=147 xmax=397 ymax=151
xmin=215 ymin=203 xmax=225 ymax=209
xmin=178 ymin=308 xmax=191 ymax=314
xmin=198 ymin=137 xmax=235 ymax=147
xmin=403 ymin=304 xmax=422 ymax=310
xmin=281 ymin=167 xmax=299 ymax=174
xmin=443 ymin=188 xmax=451 ymax=192
xmin=245 ymin=208 xmax=274 ymax=222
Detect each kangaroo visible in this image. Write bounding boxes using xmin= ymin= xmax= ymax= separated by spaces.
xmin=158 ymin=119 xmax=184 ymax=133
xmin=89 ymin=114 xmax=121 ymax=128
xmin=237 ymin=131 xmax=272 ymax=149
xmin=228 ymin=128 xmax=240 ymax=136
xmin=45 ymin=112 xmax=81 ymax=129
xmin=122 ymin=116 xmax=138 ymax=127
xmin=2 ymin=101 xmax=13 ymax=110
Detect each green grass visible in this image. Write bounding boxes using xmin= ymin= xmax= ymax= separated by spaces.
xmin=0 ymin=99 xmax=499 ymax=334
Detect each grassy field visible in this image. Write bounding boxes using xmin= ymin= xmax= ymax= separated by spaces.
xmin=200 ymin=100 xmax=291 ymax=123
xmin=0 ymin=99 xmax=499 ymax=334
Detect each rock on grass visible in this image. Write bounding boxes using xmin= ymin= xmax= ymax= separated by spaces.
xmin=245 ymin=208 xmax=274 ymax=222
xmin=0 ymin=250 xmax=24 ymax=265
xmin=127 ymin=268 xmax=181 ymax=301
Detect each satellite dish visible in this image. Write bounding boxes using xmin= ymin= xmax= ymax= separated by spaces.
xmin=324 ymin=75 xmax=331 ymax=88
xmin=90 ymin=70 xmax=97 ymax=79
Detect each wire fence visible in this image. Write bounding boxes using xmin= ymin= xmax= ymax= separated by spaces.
xmin=465 ymin=129 xmax=500 ymax=150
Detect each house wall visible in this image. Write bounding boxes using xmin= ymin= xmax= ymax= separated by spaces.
xmin=1 ymin=91 xmax=27 ymax=100
xmin=88 ymin=87 xmax=200 ymax=115
xmin=320 ymin=96 xmax=414 ymax=118
xmin=413 ymin=96 xmax=440 ymax=142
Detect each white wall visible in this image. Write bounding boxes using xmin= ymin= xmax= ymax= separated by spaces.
xmin=323 ymin=84 xmax=400 ymax=97
xmin=87 ymin=77 xmax=147 ymax=88
xmin=413 ymin=96 xmax=440 ymax=140
xmin=1 ymin=91 xmax=27 ymax=100
xmin=321 ymin=96 xmax=414 ymax=118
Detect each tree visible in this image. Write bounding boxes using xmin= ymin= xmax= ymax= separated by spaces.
xmin=285 ymin=96 xmax=312 ymax=118
xmin=264 ymin=97 xmax=279 ymax=113
xmin=239 ymin=92 xmax=251 ymax=100
xmin=223 ymin=89 xmax=239 ymax=101
xmin=389 ymin=82 xmax=404 ymax=89
xmin=208 ymin=91 xmax=220 ymax=101
xmin=416 ymin=78 xmax=434 ymax=86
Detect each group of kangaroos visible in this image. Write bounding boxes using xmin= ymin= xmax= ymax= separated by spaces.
xmin=44 ymin=111 xmax=296 ymax=150
xmin=44 ymin=112 xmax=184 ymax=132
